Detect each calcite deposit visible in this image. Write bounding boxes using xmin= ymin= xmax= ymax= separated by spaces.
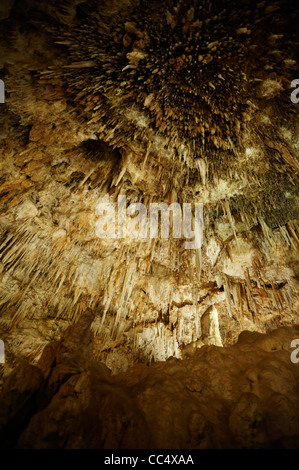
xmin=0 ymin=0 xmax=298 ymax=449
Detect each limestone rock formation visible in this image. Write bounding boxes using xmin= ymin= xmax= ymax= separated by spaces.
xmin=1 ymin=324 xmax=299 ymax=449
xmin=0 ymin=0 xmax=298 ymax=449
xmin=0 ymin=0 xmax=298 ymax=372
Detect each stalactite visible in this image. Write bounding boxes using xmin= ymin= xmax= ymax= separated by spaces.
xmin=0 ymin=0 xmax=298 ymax=374
xmin=222 ymin=199 xmax=239 ymax=252
xmin=258 ymin=217 xmax=274 ymax=248
xmin=244 ymin=269 xmax=257 ymax=320
xmin=223 ymin=275 xmax=233 ymax=318
xmin=286 ymin=222 xmax=299 ymax=247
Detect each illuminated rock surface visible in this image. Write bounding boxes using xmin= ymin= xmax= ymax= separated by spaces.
xmin=0 ymin=0 xmax=298 ymax=449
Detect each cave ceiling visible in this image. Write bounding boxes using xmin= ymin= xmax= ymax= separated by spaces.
xmin=0 ymin=0 xmax=298 ymax=374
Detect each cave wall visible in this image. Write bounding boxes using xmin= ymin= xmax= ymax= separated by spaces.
xmin=1 ymin=323 xmax=299 ymax=449
xmin=0 ymin=0 xmax=298 ymax=377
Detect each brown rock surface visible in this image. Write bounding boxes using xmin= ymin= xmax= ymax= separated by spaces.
xmin=1 ymin=324 xmax=299 ymax=449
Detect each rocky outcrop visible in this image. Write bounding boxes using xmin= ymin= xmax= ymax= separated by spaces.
xmin=1 ymin=324 xmax=299 ymax=449
xmin=0 ymin=0 xmax=298 ymax=374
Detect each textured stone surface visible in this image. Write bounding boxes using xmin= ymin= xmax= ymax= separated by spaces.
xmin=0 ymin=2 xmax=299 ymax=452
xmin=0 ymin=325 xmax=299 ymax=449
xmin=0 ymin=0 xmax=298 ymax=375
